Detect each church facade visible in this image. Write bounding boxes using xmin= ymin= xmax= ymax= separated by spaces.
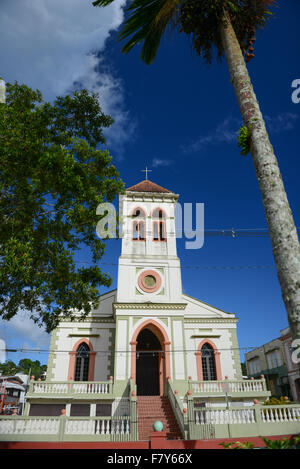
xmin=46 ymin=180 xmax=242 ymax=394
xmin=23 ymin=180 xmax=279 ymax=440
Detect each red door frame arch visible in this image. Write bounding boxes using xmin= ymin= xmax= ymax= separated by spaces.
xmin=67 ymin=338 xmax=96 ymax=381
xmin=130 ymin=319 xmax=171 ymax=396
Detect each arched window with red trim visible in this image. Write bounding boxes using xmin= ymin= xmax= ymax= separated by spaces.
xmin=131 ymin=207 xmax=146 ymax=241
xmin=152 ymin=208 xmax=166 ymax=242
xmin=74 ymin=343 xmax=90 ymax=381
xmin=68 ymin=339 xmax=95 ymax=381
xmin=195 ymin=339 xmax=222 ymax=381
xmin=201 ymin=343 xmax=217 ymax=381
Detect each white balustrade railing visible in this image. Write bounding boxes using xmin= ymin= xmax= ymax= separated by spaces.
xmin=72 ymin=382 xmax=110 ymax=394
xmin=0 ymin=405 xmax=299 ymax=442
xmin=65 ymin=417 xmax=130 ymax=436
xmin=0 ymin=416 xmax=131 ymax=440
xmin=190 ymin=379 xmax=266 ymax=394
xmin=32 ymin=382 xmax=69 ymax=394
xmin=30 ymin=380 xmax=111 ymax=396
xmin=195 ymin=408 xmax=255 ymax=425
xmin=260 ymin=406 xmax=300 ymax=423
xmin=194 ymin=405 xmax=300 ymax=426
xmin=0 ymin=417 xmax=60 ymax=435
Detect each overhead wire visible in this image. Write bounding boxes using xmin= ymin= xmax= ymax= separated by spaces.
xmin=74 ymin=226 xmax=300 ymax=270
xmin=2 ymin=227 xmax=296 ymax=360
xmin=75 ymin=261 xmax=276 ymax=270
xmin=1 ymin=344 xmax=291 ymax=355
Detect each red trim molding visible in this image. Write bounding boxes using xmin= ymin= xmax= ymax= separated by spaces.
xmin=131 ymin=319 xmax=171 ymax=395
xmin=195 ymin=338 xmax=222 ymax=381
xmin=137 ymin=269 xmax=162 ymax=293
xmin=67 ymin=338 xmax=95 ymax=381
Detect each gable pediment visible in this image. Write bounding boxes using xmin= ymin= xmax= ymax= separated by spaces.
xmin=182 ymin=293 xmax=236 ymax=319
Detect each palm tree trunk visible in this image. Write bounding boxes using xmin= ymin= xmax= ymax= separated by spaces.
xmin=220 ymin=14 xmax=300 ymax=348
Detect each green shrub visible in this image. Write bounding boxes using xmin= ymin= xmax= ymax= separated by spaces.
xmin=219 ymin=434 xmax=300 ymax=450
xmin=263 ymin=396 xmax=291 ymax=405
xmin=219 ymin=441 xmax=254 ymax=449
xmin=262 ymin=434 xmax=300 ymax=449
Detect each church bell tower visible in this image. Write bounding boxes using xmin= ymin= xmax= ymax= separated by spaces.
xmin=116 ymin=179 xmax=183 ymax=304
xmin=113 ymin=178 xmax=187 ymax=391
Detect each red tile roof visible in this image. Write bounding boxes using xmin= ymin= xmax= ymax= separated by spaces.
xmin=126 ymin=179 xmax=173 ymax=193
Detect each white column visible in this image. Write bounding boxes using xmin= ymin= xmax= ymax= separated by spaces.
xmin=173 ymin=320 xmax=185 ymax=380
xmin=115 ymin=319 xmax=128 ymax=380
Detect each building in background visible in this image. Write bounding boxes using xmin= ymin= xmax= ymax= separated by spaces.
xmin=14 ymin=373 xmax=31 ymax=414
xmin=0 ymin=375 xmax=25 ymax=414
xmin=245 ymin=330 xmax=300 ymax=402
xmin=280 ymin=327 xmax=300 ymax=402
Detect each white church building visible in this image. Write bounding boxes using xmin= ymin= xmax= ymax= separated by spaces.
xmin=17 ymin=180 xmax=300 ymax=443
xmin=48 ymin=179 xmax=243 ymax=389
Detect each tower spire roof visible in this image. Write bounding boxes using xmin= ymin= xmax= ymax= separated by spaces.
xmin=126 ymin=179 xmax=173 ymax=193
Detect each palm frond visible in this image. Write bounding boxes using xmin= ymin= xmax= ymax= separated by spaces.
xmin=154 ymin=0 xmax=182 ymax=27
xmin=95 ymin=0 xmax=276 ymax=65
xmin=118 ymin=0 xmax=177 ymax=64
xmin=92 ymin=0 xmax=115 ymax=7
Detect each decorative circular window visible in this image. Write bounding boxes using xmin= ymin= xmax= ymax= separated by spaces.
xmin=138 ymin=270 xmax=162 ymax=293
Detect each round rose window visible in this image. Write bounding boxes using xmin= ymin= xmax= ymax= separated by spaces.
xmin=138 ymin=270 xmax=162 ymax=293
xmin=143 ymin=275 xmax=156 ymax=287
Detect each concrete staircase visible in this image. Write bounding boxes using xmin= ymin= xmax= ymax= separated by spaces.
xmin=137 ymin=396 xmax=182 ymax=441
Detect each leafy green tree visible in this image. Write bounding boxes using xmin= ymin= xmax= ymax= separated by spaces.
xmin=0 ymin=359 xmax=47 ymax=379
xmin=241 ymin=362 xmax=247 ymax=376
xmin=0 ymin=360 xmax=20 ymax=376
xmin=93 ymin=0 xmax=300 ymax=350
xmin=17 ymin=359 xmax=47 ymax=379
xmin=0 ymin=83 xmax=124 ymax=332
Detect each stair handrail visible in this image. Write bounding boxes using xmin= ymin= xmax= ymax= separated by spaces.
xmin=129 ymin=378 xmax=138 ymax=441
xmin=167 ymin=378 xmax=188 ymax=439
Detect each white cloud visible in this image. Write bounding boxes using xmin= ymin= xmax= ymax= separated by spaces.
xmin=265 ymin=112 xmax=298 ymax=133
xmin=152 ymin=158 xmax=173 ymax=168
xmin=75 ymin=57 xmax=138 ymax=157
xmin=183 ymin=112 xmax=299 ymax=154
xmin=0 ymin=0 xmax=134 ymax=156
xmin=183 ymin=116 xmax=240 ymax=153
xmin=1 ymin=311 xmax=50 ymax=351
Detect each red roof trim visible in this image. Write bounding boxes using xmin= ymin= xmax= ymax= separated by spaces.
xmin=126 ymin=179 xmax=173 ymax=193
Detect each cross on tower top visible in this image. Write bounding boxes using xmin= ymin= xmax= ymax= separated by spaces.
xmin=141 ymin=166 xmax=152 ymax=180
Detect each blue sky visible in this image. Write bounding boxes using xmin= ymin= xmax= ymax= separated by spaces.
xmin=0 ymin=0 xmax=299 ymax=367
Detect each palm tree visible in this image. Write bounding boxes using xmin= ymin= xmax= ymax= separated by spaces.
xmin=93 ymin=0 xmax=300 ymax=349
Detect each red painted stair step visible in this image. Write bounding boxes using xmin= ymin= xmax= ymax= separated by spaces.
xmin=137 ymin=396 xmax=182 ymax=441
